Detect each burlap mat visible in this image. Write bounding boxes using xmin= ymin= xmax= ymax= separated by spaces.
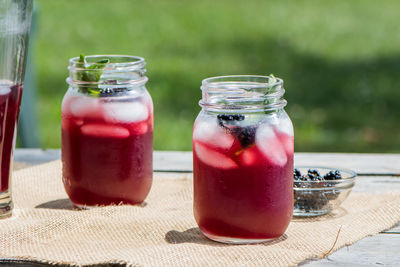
xmin=1 ymin=161 xmax=399 ymax=266
xmin=13 ymin=161 xmax=31 ymax=171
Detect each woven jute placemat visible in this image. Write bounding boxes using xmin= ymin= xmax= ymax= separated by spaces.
xmin=1 ymin=160 xmax=400 ymax=266
xmin=13 ymin=161 xmax=31 ymax=171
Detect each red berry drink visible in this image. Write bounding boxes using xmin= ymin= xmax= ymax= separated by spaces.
xmin=193 ymin=75 xmax=293 ymax=243
xmin=62 ymin=55 xmax=153 ymax=207
xmin=0 ymin=0 xmax=33 ymax=218
xmin=0 ymin=82 xmax=23 ymax=194
xmin=62 ymin=93 xmax=153 ymax=207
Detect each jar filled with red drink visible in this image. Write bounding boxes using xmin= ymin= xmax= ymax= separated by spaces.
xmin=193 ymin=75 xmax=294 ymax=244
xmin=62 ymin=55 xmax=153 ymax=208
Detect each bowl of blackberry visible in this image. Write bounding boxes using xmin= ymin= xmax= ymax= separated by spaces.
xmin=293 ymin=167 xmax=356 ymax=217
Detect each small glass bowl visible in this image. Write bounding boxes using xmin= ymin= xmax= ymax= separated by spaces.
xmin=293 ymin=166 xmax=356 ymax=217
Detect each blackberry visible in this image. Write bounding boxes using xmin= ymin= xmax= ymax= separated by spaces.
xmin=231 ymin=126 xmax=256 ymax=148
xmin=323 ymin=170 xmax=342 ymax=200
xmin=293 ymin=171 xmax=328 ymax=211
xmin=324 ymin=170 xmax=342 ymax=180
xmin=294 ymin=168 xmax=302 ymax=179
xmin=100 ymin=88 xmax=114 ymax=96
xmin=293 ymin=169 xmax=343 ymax=213
xmin=217 ymin=114 xmax=255 ymax=148
xmin=294 ymin=169 xmax=303 ymax=187
xmin=217 ymin=114 xmax=245 ymax=121
xmin=308 ymin=169 xmax=321 ymax=179
xmin=299 ymin=175 xmax=308 ymax=181
xmin=100 ymin=80 xmax=127 ymax=96
xmin=99 ymin=87 xmax=128 ymax=97
xmin=294 ymin=191 xmax=328 ymax=212
xmin=325 ymin=187 xmax=340 ymax=201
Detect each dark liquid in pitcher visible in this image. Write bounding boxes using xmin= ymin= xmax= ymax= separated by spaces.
xmin=0 ymin=82 xmax=23 ymax=193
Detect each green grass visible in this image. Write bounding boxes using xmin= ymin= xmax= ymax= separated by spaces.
xmin=33 ymin=0 xmax=400 ymax=152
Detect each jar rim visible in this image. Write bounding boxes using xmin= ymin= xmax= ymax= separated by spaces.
xmin=200 ymin=75 xmax=286 ymax=113
xmin=67 ymin=55 xmax=147 ymax=89
xmin=201 ymin=75 xmax=283 ymax=89
xmin=69 ymin=54 xmax=145 ymax=70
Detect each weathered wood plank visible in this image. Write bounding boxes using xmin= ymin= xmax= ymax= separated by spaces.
xmin=352 ymin=176 xmax=400 ymax=194
xmin=154 ymin=173 xmax=400 ymax=194
xmin=14 ymin=148 xmax=60 ymax=165
xmin=295 ymin=153 xmax=400 ymax=176
xmin=302 ymin=233 xmax=400 ymax=266
xmin=382 ymin=222 xmax=400 ymax=234
xmin=13 ymin=150 xmax=400 ymax=176
xmin=154 ymin=151 xmax=192 ymax=172
xmin=155 ymin=151 xmax=400 ymax=175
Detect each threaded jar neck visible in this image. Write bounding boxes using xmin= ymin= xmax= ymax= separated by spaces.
xmin=200 ymin=75 xmax=287 ymax=113
xmin=67 ymin=55 xmax=148 ymax=89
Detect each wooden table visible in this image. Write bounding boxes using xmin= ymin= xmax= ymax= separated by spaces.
xmin=6 ymin=149 xmax=400 ymax=266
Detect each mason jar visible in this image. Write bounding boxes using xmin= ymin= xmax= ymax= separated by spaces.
xmin=193 ymin=75 xmax=294 ymax=244
xmin=62 ymin=55 xmax=153 ymax=208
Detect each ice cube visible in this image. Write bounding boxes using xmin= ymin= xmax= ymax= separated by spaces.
xmin=130 ymin=121 xmax=149 ymax=135
xmin=193 ymin=120 xmax=234 ymax=150
xmin=256 ymin=124 xmax=287 ymax=166
xmin=194 ymin=142 xmax=238 ymax=170
xmin=277 ymin=133 xmax=294 ymax=156
xmin=274 ymin=115 xmax=294 ymax=156
xmin=61 ymin=118 xmax=83 ymax=131
xmin=0 ymin=85 xmax=11 ymax=96
xmin=69 ymin=96 xmax=101 ymax=118
xmin=277 ymin=115 xmax=294 ymax=136
xmin=237 ymin=146 xmax=262 ymax=166
xmin=81 ymin=123 xmax=130 ymax=138
xmin=104 ymin=101 xmax=149 ymax=123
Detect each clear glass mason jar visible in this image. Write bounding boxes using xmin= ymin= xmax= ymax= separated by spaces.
xmin=61 ymin=55 xmax=153 ymax=208
xmin=193 ymin=75 xmax=294 ymax=244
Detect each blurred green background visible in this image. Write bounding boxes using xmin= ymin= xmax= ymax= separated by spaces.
xmin=31 ymin=0 xmax=400 ymax=152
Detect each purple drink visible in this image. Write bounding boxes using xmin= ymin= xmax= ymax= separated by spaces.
xmin=0 ymin=82 xmax=23 ymax=216
xmin=0 ymin=0 xmax=33 ymax=218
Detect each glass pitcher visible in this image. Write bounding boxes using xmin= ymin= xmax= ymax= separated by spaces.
xmin=0 ymin=0 xmax=33 ymax=218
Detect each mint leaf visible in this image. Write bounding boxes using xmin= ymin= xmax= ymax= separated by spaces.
xmin=265 ymin=74 xmax=277 ymax=93
xmin=83 ymin=59 xmax=110 ymax=82
xmin=264 ymin=74 xmax=279 ymax=114
xmin=75 ymin=55 xmax=109 ymax=95
xmin=74 ymin=54 xmax=86 ymax=81
xmin=78 ymin=54 xmax=85 ymax=63
xmin=269 ymin=73 xmax=277 ymax=83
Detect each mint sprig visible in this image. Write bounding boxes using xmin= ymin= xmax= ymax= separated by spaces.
xmin=75 ymin=54 xmax=86 ymax=81
xmin=264 ymin=74 xmax=279 ymax=114
xmin=75 ymin=54 xmax=109 ymax=95
xmin=265 ymin=74 xmax=277 ymax=93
